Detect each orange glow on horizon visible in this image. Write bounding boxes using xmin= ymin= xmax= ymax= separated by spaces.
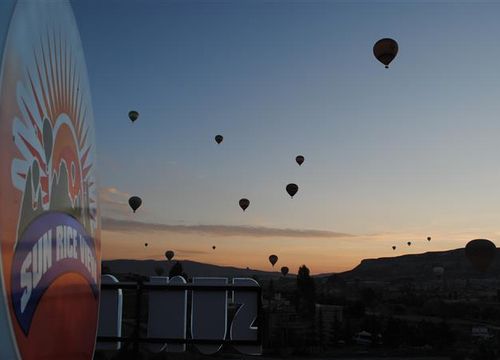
xmin=101 ymin=228 xmax=491 ymax=275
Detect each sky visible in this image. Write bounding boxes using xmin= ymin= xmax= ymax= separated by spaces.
xmin=71 ymin=0 xmax=500 ymax=274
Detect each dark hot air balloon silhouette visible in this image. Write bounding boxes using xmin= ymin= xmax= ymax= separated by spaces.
xmin=465 ymin=239 xmax=496 ymax=272
xmin=144 ymin=243 xmax=148 ymax=247
xmin=281 ymin=266 xmax=289 ymax=277
xmin=128 ymin=196 xmax=142 ymax=213
xmin=427 ymin=236 xmax=431 ymax=242
xmin=165 ymin=250 xmax=175 ymax=261
xmin=373 ymin=38 xmax=398 ymax=68
xmin=407 ymin=241 xmax=412 ymax=246
xmin=296 ymin=155 xmax=304 ymax=166
xmin=239 ymin=198 xmax=250 ymax=211
xmin=286 ymin=183 xmax=298 ymax=198
xmin=215 ymin=135 xmax=223 ymax=144
xmin=269 ymin=254 xmax=278 ymax=267
xmin=392 ymin=246 xmax=396 ymax=250
xmin=212 ymin=245 xmax=216 ymax=250
xmin=129 ymin=110 xmax=139 ymax=122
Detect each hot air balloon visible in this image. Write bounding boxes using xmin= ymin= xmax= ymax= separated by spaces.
xmin=286 ymin=183 xmax=298 ymax=198
xmin=129 ymin=110 xmax=139 ymax=122
xmin=373 ymin=38 xmax=398 ymax=68
xmin=239 ymin=198 xmax=250 ymax=211
xmin=269 ymin=254 xmax=278 ymax=267
xmin=427 ymin=236 xmax=431 ymax=242
xmin=296 ymin=155 xmax=304 ymax=166
xmin=144 ymin=243 xmax=148 ymax=247
xmin=392 ymin=246 xmax=396 ymax=250
xmin=465 ymin=239 xmax=496 ymax=272
xmin=165 ymin=250 xmax=175 ymax=261
xmin=212 ymin=245 xmax=216 ymax=250
xmin=215 ymin=134 xmax=223 ymax=144
xmin=281 ymin=266 xmax=289 ymax=277
xmin=407 ymin=241 xmax=412 ymax=246
xmin=128 ymin=196 xmax=142 ymax=213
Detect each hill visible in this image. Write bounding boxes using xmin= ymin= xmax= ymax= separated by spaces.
xmin=103 ymin=259 xmax=283 ymax=279
xmin=103 ymin=248 xmax=500 ymax=283
xmin=336 ymin=248 xmax=500 ymax=281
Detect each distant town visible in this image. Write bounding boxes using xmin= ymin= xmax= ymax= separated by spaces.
xmin=96 ymin=248 xmax=500 ymax=360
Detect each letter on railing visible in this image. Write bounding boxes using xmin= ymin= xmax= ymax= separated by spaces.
xmin=191 ymin=277 xmax=227 ymax=354
xmin=96 ymin=274 xmax=122 ymax=350
xmin=147 ymin=276 xmax=187 ymax=353
xmin=231 ymin=278 xmax=262 ymax=355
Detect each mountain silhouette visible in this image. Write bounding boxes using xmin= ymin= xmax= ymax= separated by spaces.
xmin=102 ymin=259 xmax=283 ymax=279
xmin=334 ymin=248 xmax=500 ymax=281
xmin=103 ymin=248 xmax=500 ymax=282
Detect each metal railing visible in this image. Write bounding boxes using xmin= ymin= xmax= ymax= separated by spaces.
xmin=96 ymin=280 xmax=262 ymax=354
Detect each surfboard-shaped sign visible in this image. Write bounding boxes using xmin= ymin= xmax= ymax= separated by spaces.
xmin=0 ymin=1 xmax=101 ymax=359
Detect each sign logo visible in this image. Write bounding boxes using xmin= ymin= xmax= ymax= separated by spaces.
xmin=11 ymin=213 xmax=98 ymax=335
xmin=0 ymin=1 xmax=100 ymax=359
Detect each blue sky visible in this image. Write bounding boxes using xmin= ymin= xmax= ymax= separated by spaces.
xmin=71 ymin=0 xmax=500 ymax=273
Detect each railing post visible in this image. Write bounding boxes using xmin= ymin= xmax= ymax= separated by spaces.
xmin=133 ymin=279 xmax=143 ymax=355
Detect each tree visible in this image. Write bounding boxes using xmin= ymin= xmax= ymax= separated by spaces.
xmin=154 ymin=266 xmax=165 ymax=276
xmin=267 ymin=279 xmax=275 ymax=301
xmin=169 ymin=261 xmax=188 ymax=280
xmin=306 ymin=311 xmax=317 ymax=349
xmin=296 ymin=265 xmax=316 ymax=315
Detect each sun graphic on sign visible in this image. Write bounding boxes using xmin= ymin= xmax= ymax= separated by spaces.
xmin=11 ymin=31 xmax=97 ymax=236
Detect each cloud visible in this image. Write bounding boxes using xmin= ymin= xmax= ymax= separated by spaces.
xmin=101 ymin=217 xmax=354 ymax=238
xmin=99 ymin=186 xmax=130 ymax=205
xmin=99 ymin=186 xmax=135 ymax=217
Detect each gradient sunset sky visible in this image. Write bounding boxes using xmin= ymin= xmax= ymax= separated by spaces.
xmin=71 ymin=0 xmax=500 ymax=274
